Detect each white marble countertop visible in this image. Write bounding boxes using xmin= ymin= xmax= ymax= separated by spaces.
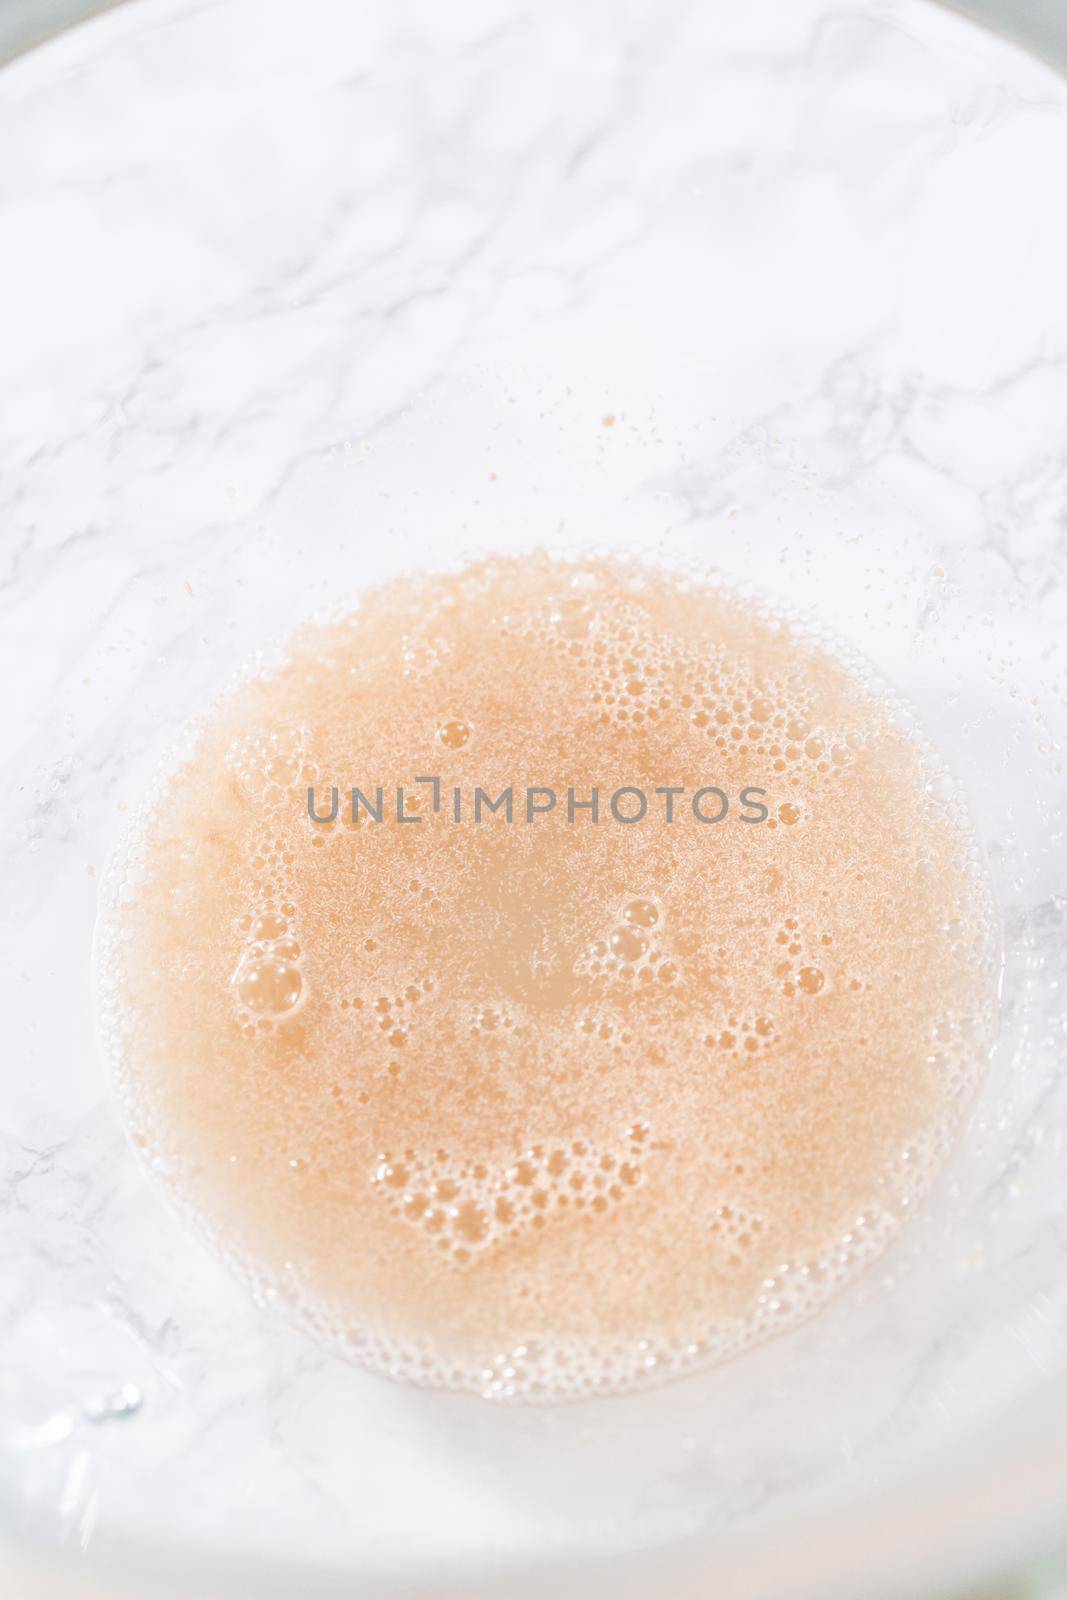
xmin=3 ymin=1 xmax=1067 ymax=1595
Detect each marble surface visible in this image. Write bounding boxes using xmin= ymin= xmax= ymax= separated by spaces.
xmin=3 ymin=0 xmax=1067 ymax=1594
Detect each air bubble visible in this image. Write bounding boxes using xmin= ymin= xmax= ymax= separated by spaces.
xmin=609 ymin=925 xmax=649 ymax=963
xmin=235 ymin=956 xmax=303 ymax=1017
xmin=623 ymin=898 xmax=660 ymax=929
xmin=438 ymin=719 xmax=472 ymax=749
xmin=252 ymin=910 xmax=289 ymax=942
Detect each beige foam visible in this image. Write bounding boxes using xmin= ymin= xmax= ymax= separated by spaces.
xmin=96 ymin=554 xmax=997 ymax=1399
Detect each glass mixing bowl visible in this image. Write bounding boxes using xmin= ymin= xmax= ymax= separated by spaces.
xmin=2 ymin=1 xmax=1067 ymax=1595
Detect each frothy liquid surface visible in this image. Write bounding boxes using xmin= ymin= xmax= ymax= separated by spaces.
xmin=98 ymin=555 xmax=996 ymax=1399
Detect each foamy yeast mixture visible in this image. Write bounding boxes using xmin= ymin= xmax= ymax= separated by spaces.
xmin=97 ymin=554 xmax=996 ymax=1399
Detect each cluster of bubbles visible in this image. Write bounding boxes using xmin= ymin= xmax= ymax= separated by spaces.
xmin=464 ymin=1207 xmax=896 ymax=1399
xmin=400 ymin=633 xmax=454 ymax=682
xmin=575 ymin=896 xmax=680 ymax=991
xmin=469 ymin=1004 xmax=515 ymax=1035
xmin=224 ymin=727 xmax=316 ymax=1027
xmin=371 ymin=1123 xmax=652 ymax=1266
xmin=703 ymin=1014 xmax=777 ymax=1056
xmin=770 ymin=916 xmax=833 ymax=1000
xmin=494 ymin=586 xmax=856 ymax=791
xmin=273 ymin=1205 xmax=898 ymax=1402
xmin=338 ymin=976 xmax=435 ymax=1062
xmin=707 ymin=1196 xmax=768 ymax=1262
xmin=231 ymin=904 xmax=306 ymax=1028
xmin=407 ymin=875 xmax=440 ymax=910
xmin=919 ymin=1005 xmax=992 ymax=1104
xmin=225 ymin=723 xmax=313 ymax=808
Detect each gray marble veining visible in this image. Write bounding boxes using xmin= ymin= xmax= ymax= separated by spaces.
xmin=2 ymin=0 xmax=1067 ymax=1591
